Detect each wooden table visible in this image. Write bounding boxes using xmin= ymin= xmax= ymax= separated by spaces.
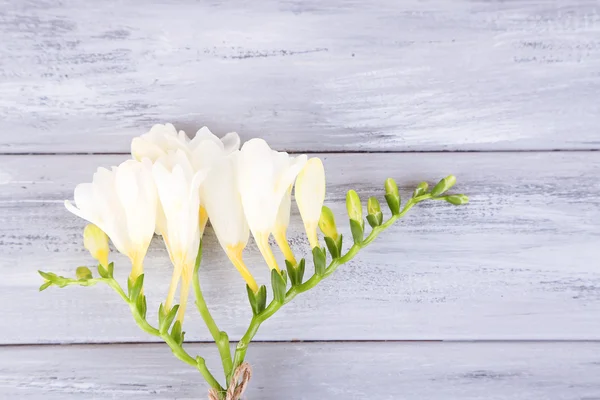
xmin=1 ymin=1 xmax=599 ymax=398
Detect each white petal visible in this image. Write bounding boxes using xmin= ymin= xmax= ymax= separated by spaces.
xmin=221 ymin=132 xmax=240 ymax=153
xmin=204 ymin=155 xmax=249 ymax=249
xmin=295 ymin=157 xmax=326 ymax=224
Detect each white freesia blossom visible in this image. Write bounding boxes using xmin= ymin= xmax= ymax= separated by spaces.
xmin=132 ymin=124 xmax=241 ymax=236
xmin=65 ymin=159 xmax=157 ymax=282
xmin=190 ymin=126 xmax=240 ymax=158
xmin=203 ymin=152 xmax=258 ymax=292
xmin=131 ymin=123 xmax=189 ymax=162
xmin=132 ymin=123 xmax=240 ymax=165
xmin=295 ymin=157 xmax=326 ymax=249
xmin=152 ymin=150 xmax=208 ymax=322
xmin=237 ymin=139 xmax=307 ymax=272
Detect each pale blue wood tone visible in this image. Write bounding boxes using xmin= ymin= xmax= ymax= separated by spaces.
xmin=1 ymin=152 xmax=598 ymax=343
xmin=1 ymin=342 xmax=599 ymax=399
xmin=1 ymin=0 xmax=600 ymax=152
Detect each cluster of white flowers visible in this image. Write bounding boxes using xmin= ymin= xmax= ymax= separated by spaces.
xmin=65 ymin=124 xmax=325 ymax=322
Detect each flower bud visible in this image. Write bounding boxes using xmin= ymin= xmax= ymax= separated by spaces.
xmin=76 ymin=266 xmax=93 ymax=280
xmin=384 ymin=178 xmax=400 ymax=215
xmin=346 ymin=190 xmax=363 ymax=224
xmin=366 ymin=197 xmax=383 ymax=228
xmin=83 ymin=224 xmax=109 ymax=267
xmin=413 ymin=181 xmax=429 ymax=197
xmin=445 ymin=194 xmax=469 ymax=205
xmin=318 ymin=206 xmax=339 ymax=241
xmin=431 ymin=175 xmax=457 ymax=197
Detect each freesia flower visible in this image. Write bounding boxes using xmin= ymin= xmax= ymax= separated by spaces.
xmin=152 ymin=150 xmax=207 ymax=322
xmin=203 ymin=151 xmax=259 ymax=293
xmin=65 ymin=159 xmax=157 ymax=282
xmin=131 ymin=123 xmax=189 ymax=162
xmin=295 ymin=157 xmax=326 ymax=249
xmin=236 ymin=139 xmax=307 ymax=272
xmin=133 ymin=124 xmax=241 ymax=237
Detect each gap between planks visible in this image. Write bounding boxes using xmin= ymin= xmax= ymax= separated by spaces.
xmin=3 ymin=339 xmax=600 ymax=348
xmin=0 ymin=149 xmax=599 ymax=156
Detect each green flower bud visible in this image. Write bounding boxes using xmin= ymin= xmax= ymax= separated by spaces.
xmin=318 ymin=206 xmax=339 ymax=241
xmin=384 ymin=178 xmax=401 ymax=215
xmin=366 ymin=197 xmax=383 ymax=228
xmin=445 ymin=194 xmax=469 ymax=205
xmin=431 ymin=175 xmax=457 ymax=197
xmin=76 ymin=266 xmax=93 ymax=280
xmin=346 ymin=190 xmax=363 ymax=224
xmin=413 ymin=181 xmax=429 ymax=197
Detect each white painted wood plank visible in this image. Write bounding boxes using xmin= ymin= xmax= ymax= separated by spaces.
xmin=1 ymin=342 xmax=599 ymax=399
xmin=1 ymin=152 xmax=599 ymax=343
xmin=1 ymin=1 xmax=600 ymax=152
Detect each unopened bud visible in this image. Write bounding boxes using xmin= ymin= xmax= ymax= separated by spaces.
xmin=413 ymin=181 xmax=429 ymax=197
xmin=76 ymin=266 xmax=93 ymax=280
xmin=83 ymin=224 xmax=109 ymax=267
xmin=445 ymin=194 xmax=469 ymax=205
xmin=431 ymin=175 xmax=457 ymax=197
xmin=318 ymin=206 xmax=339 ymax=241
xmin=384 ymin=178 xmax=401 ymax=215
xmin=366 ymin=197 xmax=383 ymax=227
xmin=346 ymin=190 xmax=363 ymax=224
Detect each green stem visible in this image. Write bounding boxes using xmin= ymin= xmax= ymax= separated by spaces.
xmin=231 ymin=195 xmax=428 ymax=372
xmin=106 ymin=277 xmax=225 ymax=393
xmin=193 ymin=242 xmax=234 ymax=385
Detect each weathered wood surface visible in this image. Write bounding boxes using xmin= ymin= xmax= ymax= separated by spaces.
xmin=2 ymin=0 xmax=600 ymax=153
xmin=1 ymin=152 xmax=599 ymax=344
xmin=1 ymin=342 xmax=599 ymax=399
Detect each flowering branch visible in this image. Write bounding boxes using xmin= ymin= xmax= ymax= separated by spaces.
xmin=38 ymin=124 xmax=469 ymax=399
xmin=38 ymin=266 xmax=225 ymax=393
xmin=231 ymin=186 xmax=463 ymax=375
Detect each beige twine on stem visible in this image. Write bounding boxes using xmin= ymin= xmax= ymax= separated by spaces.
xmin=208 ymin=363 xmax=252 ymax=400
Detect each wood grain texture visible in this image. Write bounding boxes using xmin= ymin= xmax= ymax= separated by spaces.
xmin=1 ymin=342 xmax=600 ymax=399
xmin=1 ymin=0 xmax=600 ymax=152
xmin=1 ymin=152 xmax=599 ymax=344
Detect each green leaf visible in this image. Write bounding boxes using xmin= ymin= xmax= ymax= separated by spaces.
xmin=247 ymin=285 xmax=267 ymax=315
xmin=171 ymin=320 xmax=183 ymax=345
xmin=271 ymin=269 xmax=287 ymax=303
xmin=349 ymin=219 xmax=364 ymax=245
xmin=281 ymin=270 xmax=288 ymax=286
xmin=384 ymin=193 xmax=400 ymax=215
xmin=286 ymin=259 xmax=306 ymax=286
xmin=76 ymin=266 xmax=93 ymax=280
xmin=136 ymin=294 xmax=147 ymax=319
xmin=431 ymin=175 xmax=457 ymax=197
xmin=158 ymin=303 xmax=166 ymax=326
xmin=285 ymin=260 xmax=297 ymax=286
xmin=38 ymin=271 xmax=56 ymax=281
xmin=256 ymin=285 xmax=267 ymax=314
xmin=39 ymin=281 xmax=52 ymax=292
xmin=324 ymin=236 xmax=340 ymax=259
xmin=445 ymin=194 xmax=469 ymax=205
xmin=312 ymin=246 xmax=327 ymax=277
xmin=107 ymin=262 xmax=114 ymax=278
xmin=161 ymin=305 xmax=179 ymax=333
xmin=97 ymin=264 xmax=109 ymax=279
xmin=413 ymin=181 xmax=429 ymax=197
xmin=366 ymin=213 xmax=383 ymax=228
xmin=129 ymin=274 xmax=144 ymax=302
xmin=296 ymin=259 xmax=306 ymax=285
